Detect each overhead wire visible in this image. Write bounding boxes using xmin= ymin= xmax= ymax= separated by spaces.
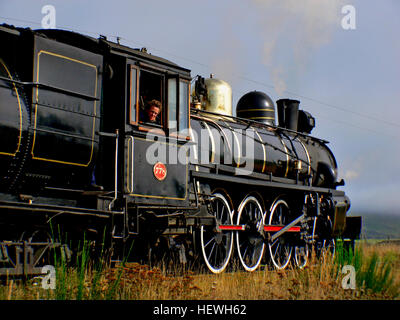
xmin=1 ymin=15 xmax=399 ymax=137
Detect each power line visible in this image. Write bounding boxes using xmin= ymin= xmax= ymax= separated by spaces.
xmin=1 ymin=15 xmax=399 ymax=132
xmin=0 ymin=16 xmax=120 ymax=40
xmin=237 ymin=77 xmax=400 ymax=129
xmin=0 ymin=15 xmax=209 ymax=67
xmin=312 ymin=111 xmax=398 ymax=139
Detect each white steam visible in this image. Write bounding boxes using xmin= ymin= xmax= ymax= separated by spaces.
xmin=251 ymin=0 xmax=345 ymax=95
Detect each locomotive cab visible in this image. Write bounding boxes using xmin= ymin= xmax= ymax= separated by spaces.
xmin=107 ymin=45 xmax=192 ymax=207
xmin=0 ymin=26 xmax=193 ymax=207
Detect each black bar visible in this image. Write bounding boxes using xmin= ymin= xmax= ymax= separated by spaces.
xmin=97 ymin=131 xmax=118 ymax=138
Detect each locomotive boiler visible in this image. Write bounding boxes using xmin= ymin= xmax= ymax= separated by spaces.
xmin=0 ymin=24 xmax=361 ymax=275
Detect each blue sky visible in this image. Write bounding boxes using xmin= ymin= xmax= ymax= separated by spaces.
xmin=1 ymin=0 xmax=399 ymax=215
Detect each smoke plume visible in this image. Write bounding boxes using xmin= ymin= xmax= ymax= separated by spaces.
xmin=250 ymin=0 xmax=345 ymax=96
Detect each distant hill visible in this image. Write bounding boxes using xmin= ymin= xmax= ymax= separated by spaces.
xmin=350 ymin=212 xmax=400 ymax=239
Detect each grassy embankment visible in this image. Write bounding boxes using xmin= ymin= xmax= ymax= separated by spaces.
xmin=1 ymin=240 xmax=399 ymax=300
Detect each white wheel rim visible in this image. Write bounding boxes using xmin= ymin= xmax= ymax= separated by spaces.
xmin=235 ymin=196 xmax=265 ymax=272
xmin=200 ymin=193 xmax=234 ymax=273
xmin=321 ymin=238 xmax=336 ymax=259
xmin=294 ymin=244 xmax=309 ymax=269
xmin=268 ymin=199 xmax=293 ymax=270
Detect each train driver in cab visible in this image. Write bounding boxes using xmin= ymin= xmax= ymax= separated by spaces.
xmin=141 ymin=99 xmax=161 ymax=124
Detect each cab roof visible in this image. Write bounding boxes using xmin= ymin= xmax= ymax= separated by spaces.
xmin=34 ymin=28 xmax=191 ymax=75
xmin=0 ymin=24 xmax=190 ymax=76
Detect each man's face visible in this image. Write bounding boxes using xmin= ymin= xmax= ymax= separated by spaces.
xmin=147 ymin=105 xmax=160 ymax=122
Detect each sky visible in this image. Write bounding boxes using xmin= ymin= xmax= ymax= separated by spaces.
xmin=1 ymin=0 xmax=399 ymax=216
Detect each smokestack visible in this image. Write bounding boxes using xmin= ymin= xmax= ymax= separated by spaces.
xmin=276 ymin=99 xmax=299 ymax=131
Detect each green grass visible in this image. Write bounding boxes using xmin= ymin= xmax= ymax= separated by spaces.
xmin=335 ymin=240 xmax=400 ymax=297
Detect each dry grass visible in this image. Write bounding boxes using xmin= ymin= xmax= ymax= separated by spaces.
xmin=1 ymin=241 xmax=399 ymax=300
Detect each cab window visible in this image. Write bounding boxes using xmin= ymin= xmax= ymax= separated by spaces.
xmin=179 ymin=80 xmax=189 ymax=132
xmin=168 ymin=78 xmax=177 ymax=131
xmin=128 ymin=65 xmax=189 ymax=136
xmin=138 ymin=69 xmax=163 ymax=126
xmin=168 ymin=78 xmax=189 ymax=136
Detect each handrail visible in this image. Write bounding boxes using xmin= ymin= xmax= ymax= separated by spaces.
xmin=0 ymin=75 xmax=99 ymax=101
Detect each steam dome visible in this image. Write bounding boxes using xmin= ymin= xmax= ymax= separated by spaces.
xmin=236 ymin=91 xmax=275 ymax=125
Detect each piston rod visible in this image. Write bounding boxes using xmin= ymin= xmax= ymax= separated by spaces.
xmin=269 ymin=213 xmax=305 ymax=242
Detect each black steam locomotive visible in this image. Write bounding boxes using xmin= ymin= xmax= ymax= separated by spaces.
xmin=0 ymin=24 xmax=361 ymax=275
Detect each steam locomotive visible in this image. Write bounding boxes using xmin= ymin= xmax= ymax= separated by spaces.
xmin=0 ymin=24 xmax=361 ymax=275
